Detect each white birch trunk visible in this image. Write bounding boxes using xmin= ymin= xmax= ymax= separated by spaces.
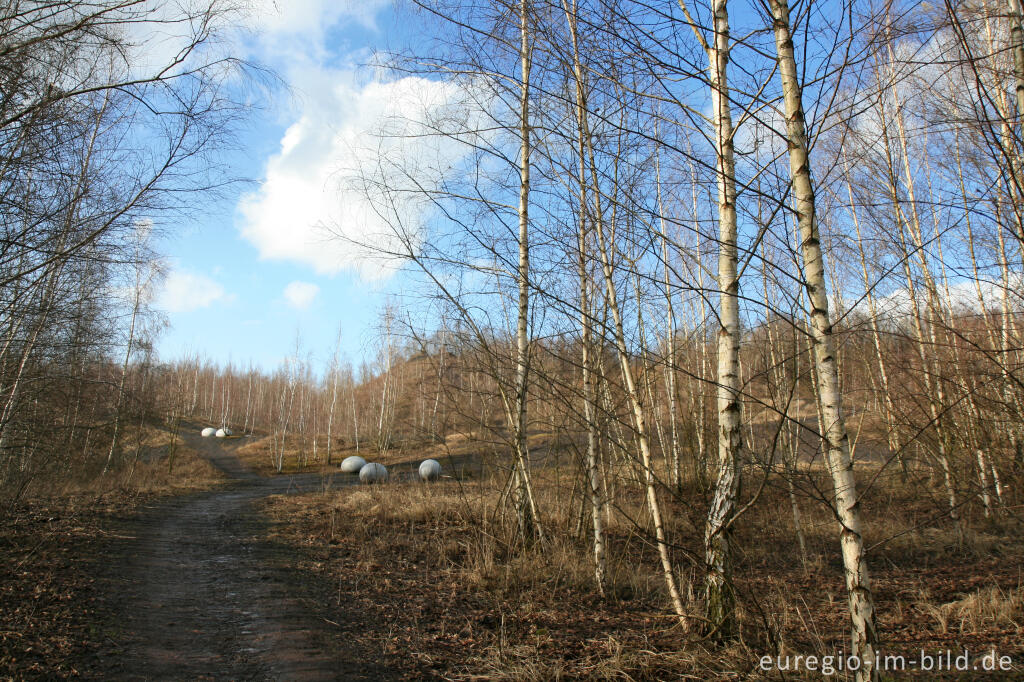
xmin=769 ymin=1 xmax=879 ymax=676
xmin=512 ymin=0 xmax=541 ymax=542
xmin=693 ymin=0 xmax=744 ymax=639
xmin=561 ymin=0 xmax=606 ymax=591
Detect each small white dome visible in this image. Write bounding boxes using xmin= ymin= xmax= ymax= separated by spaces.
xmin=340 ymin=455 xmax=367 ymax=473
xmin=201 ymin=427 xmax=216 ymax=437
xmin=359 ymin=462 xmax=388 ymax=484
xmin=215 ymin=428 xmax=227 ymax=438
xmin=419 ymin=459 xmax=442 ymax=481
xmin=220 ymin=427 xmax=233 ymax=436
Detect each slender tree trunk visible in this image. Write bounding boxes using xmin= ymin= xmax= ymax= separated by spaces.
xmin=770 ymin=1 xmax=879 ymax=676
xmin=692 ymin=194 xmax=711 ymax=488
xmin=104 ymin=279 xmax=141 ymax=475
xmin=580 ymin=82 xmax=685 ymax=622
xmin=761 ymin=240 xmax=808 ymax=568
xmin=843 ymin=155 xmax=905 ymax=477
xmin=243 ymin=369 xmax=253 ymax=434
xmin=873 ymin=43 xmax=958 ymax=518
xmin=956 ymin=134 xmax=1023 ymax=465
xmin=887 ymin=60 xmax=958 ymax=514
xmin=512 ymin=0 xmax=541 ymax=543
xmin=326 ymin=366 xmax=340 ymax=465
xmin=190 ymin=363 xmax=198 ymax=416
xmin=351 ymin=379 xmax=360 ymax=452
xmin=655 ymin=147 xmax=681 ymax=491
xmin=591 ymin=193 xmax=686 ymax=624
xmin=562 ymin=0 xmax=605 ymax=592
xmin=1009 ymin=0 xmax=1024 ymax=123
xmin=683 ymin=0 xmax=744 ymax=639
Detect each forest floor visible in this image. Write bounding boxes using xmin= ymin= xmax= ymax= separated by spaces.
xmin=2 ymin=428 xmax=1023 ymax=680
xmin=0 ymin=427 xmax=428 ymax=680
xmin=260 ymin=476 xmax=1024 ymax=680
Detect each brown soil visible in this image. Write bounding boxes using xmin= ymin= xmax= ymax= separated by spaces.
xmin=109 ymin=430 xmax=415 ymax=680
xmin=1 ymin=427 xmax=412 ymax=680
xmin=5 ymin=429 xmax=1023 ymax=680
xmin=259 ymin=470 xmax=1024 ymax=680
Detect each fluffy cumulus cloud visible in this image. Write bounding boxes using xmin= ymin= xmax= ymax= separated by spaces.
xmin=283 ymin=280 xmax=320 ymax=309
xmin=157 ymin=269 xmax=230 ymax=313
xmin=133 ymin=0 xmax=387 ymax=66
xmin=238 ymin=71 xmax=478 ymax=280
xmin=231 ymin=0 xmax=487 ymax=280
xmin=247 ymin=0 xmax=386 ymax=39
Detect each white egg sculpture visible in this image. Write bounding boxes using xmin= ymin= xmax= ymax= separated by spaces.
xmin=339 ymin=455 xmax=367 ymax=473
xmin=201 ymin=427 xmax=216 ymax=437
xmin=419 ymin=459 xmax=442 ymax=481
xmin=215 ymin=428 xmax=228 ymax=438
xmin=359 ymin=462 xmax=388 ymax=484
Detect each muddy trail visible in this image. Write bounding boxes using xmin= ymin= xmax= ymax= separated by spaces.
xmin=105 ymin=428 xmax=397 ymax=681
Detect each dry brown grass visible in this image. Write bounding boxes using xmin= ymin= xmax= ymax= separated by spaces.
xmin=21 ymin=422 xmax=225 ymax=501
xmin=918 ymin=585 xmax=1024 ymax=635
xmin=233 ymin=432 xmax=360 ymax=475
xmin=264 ymin=473 xmax=764 ymax=679
xmin=260 ymin=431 xmax=1024 ymax=679
xmin=234 ymin=424 xmax=606 ymax=480
xmin=232 ymin=431 xmax=443 ymax=476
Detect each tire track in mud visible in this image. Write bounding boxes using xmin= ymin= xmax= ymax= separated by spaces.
xmin=111 ymin=430 xmax=393 ymax=681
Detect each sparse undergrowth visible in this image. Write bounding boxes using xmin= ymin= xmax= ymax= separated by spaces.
xmin=263 ymin=480 xmax=734 ymax=680
xmin=234 ymin=428 xmax=497 ymax=479
xmin=263 ymin=464 xmax=1024 ymax=680
xmin=0 ymin=423 xmax=226 ymax=679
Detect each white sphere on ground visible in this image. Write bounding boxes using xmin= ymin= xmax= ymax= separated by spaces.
xmin=201 ymin=427 xmax=216 ymax=437
xmin=215 ymin=428 xmax=227 ymax=438
xmin=359 ymin=462 xmax=388 ymax=484
xmin=419 ymin=459 xmax=442 ymax=481
xmin=339 ymin=455 xmax=367 ymax=473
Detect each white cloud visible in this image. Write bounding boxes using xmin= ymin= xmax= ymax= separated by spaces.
xmin=283 ymin=280 xmax=320 ymax=309
xmin=228 ymin=0 xmax=494 ymax=282
xmin=157 ymin=269 xmax=229 ymax=313
xmin=238 ymin=0 xmax=388 ymax=71
xmin=238 ymin=71 xmax=481 ymax=280
xmin=128 ymin=0 xmax=390 ymax=90
xmin=841 ymin=274 xmax=1024 ymax=328
xmin=248 ymin=0 xmax=385 ymax=37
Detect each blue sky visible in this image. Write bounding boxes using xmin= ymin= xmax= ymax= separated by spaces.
xmin=152 ymin=0 xmax=425 ymax=371
xmin=147 ymin=0 xmax=853 ymax=373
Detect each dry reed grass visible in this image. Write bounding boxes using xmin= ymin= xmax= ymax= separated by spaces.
xmin=20 ymin=423 xmax=225 ymax=502
xmin=918 ymin=585 xmax=1024 ymax=635
xmin=262 ymin=448 xmax=1024 ymax=679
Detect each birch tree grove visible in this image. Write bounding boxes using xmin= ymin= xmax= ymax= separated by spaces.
xmin=260 ymin=0 xmax=1017 ymax=665
xmin=0 ymin=0 xmax=246 ymax=492
xmin=6 ymin=0 xmax=1024 ymax=676
xmin=299 ymin=0 xmax=1023 ymax=668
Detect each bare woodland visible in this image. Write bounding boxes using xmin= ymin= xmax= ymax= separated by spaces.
xmin=3 ymin=0 xmax=1024 ymax=679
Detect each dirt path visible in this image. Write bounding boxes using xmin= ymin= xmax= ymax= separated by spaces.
xmin=107 ymin=430 xmax=395 ymax=681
